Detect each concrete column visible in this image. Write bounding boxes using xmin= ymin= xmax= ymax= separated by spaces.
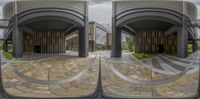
xmin=112 ymin=27 xmax=122 ymax=57
xmin=177 ymin=27 xmax=188 ymax=58
xmin=3 ymin=41 xmax=8 ymax=52
xmin=79 ymin=17 xmax=88 ymax=57
xmin=13 ymin=17 xmax=23 ymax=58
xmin=112 ymin=2 xmax=122 ymax=57
xmin=90 ymin=40 xmax=95 ymax=52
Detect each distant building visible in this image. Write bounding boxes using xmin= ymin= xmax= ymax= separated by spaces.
xmin=89 ymin=22 xmax=112 ymax=51
xmin=66 ymin=22 xmax=112 ymax=52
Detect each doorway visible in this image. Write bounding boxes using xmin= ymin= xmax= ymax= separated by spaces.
xmin=158 ymin=45 xmax=164 ymax=53
xmin=34 ymin=45 xmax=41 ymax=53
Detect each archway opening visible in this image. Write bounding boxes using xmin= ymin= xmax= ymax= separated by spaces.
xmin=18 ymin=16 xmax=87 ymax=57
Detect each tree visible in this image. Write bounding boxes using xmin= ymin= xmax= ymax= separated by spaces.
xmin=126 ymin=36 xmax=135 ymax=52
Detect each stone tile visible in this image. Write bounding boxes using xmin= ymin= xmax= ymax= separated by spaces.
xmin=2 ymin=54 xmax=98 ymax=97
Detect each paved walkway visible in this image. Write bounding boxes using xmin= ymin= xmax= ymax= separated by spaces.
xmin=2 ymin=54 xmax=98 ymax=97
xmin=1 ymin=51 xmax=199 ymax=98
xmin=101 ymin=51 xmax=199 ymax=98
xmin=141 ymin=53 xmax=199 ymax=75
xmin=0 ymin=51 xmax=8 ymax=68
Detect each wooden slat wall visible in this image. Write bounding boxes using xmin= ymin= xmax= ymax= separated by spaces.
xmin=24 ymin=29 xmax=66 ymax=54
xmin=23 ymin=33 xmax=33 ymax=55
xmin=135 ymin=29 xmax=176 ymax=54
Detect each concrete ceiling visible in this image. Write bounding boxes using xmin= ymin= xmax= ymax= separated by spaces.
xmin=27 ymin=19 xmax=73 ymax=30
xmin=127 ymin=20 xmax=174 ymax=31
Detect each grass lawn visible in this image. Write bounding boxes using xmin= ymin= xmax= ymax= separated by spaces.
xmin=167 ymin=53 xmax=177 ymax=57
xmin=132 ymin=53 xmax=157 ymax=60
xmin=3 ymin=52 xmax=13 ymax=60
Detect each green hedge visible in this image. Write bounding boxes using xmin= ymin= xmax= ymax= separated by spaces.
xmin=132 ymin=53 xmax=156 ymax=60
xmin=3 ymin=52 xmax=13 ymax=60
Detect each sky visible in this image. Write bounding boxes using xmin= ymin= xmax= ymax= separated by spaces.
xmin=89 ymin=0 xmax=112 ymax=31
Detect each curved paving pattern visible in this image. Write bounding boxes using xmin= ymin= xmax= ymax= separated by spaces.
xmin=2 ymin=54 xmax=98 ymax=97
xmin=102 ymin=51 xmax=199 ymax=98
xmin=1 ymin=51 xmax=199 ymax=98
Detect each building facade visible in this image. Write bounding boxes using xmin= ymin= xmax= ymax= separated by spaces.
xmin=89 ymin=22 xmax=112 ymax=52
xmin=3 ymin=0 xmax=89 ymax=58
xmin=112 ymin=0 xmax=198 ymax=58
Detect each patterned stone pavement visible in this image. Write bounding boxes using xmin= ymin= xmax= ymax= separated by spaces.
xmin=0 ymin=51 xmax=8 ymax=68
xmin=101 ymin=51 xmax=199 ymax=98
xmin=1 ymin=51 xmax=200 ymax=98
xmin=2 ymin=54 xmax=98 ymax=97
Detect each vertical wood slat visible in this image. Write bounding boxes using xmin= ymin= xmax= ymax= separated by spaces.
xmin=52 ymin=29 xmax=54 ymax=53
xmin=55 ymin=30 xmax=57 ymax=53
xmin=58 ymin=31 xmax=59 ymax=53
xmin=28 ymin=29 xmax=68 ymax=54
xmin=60 ymin=31 xmax=62 ymax=53
xmin=55 ymin=30 xmax=56 ymax=53
xmin=40 ymin=30 xmax=42 ymax=53
xmin=51 ymin=29 xmax=52 ymax=53
xmin=43 ymin=30 xmax=45 ymax=53
xmin=61 ymin=32 xmax=64 ymax=53
xmin=42 ymin=30 xmax=44 ymax=53
xmin=53 ymin=30 xmax=55 ymax=53
xmin=61 ymin=31 xmax=63 ymax=53
xmin=53 ymin=29 xmax=54 ymax=53
xmin=63 ymin=31 xmax=65 ymax=53
xmin=50 ymin=30 xmax=53 ymax=54
xmin=40 ymin=30 xmax=44 ymax=54
xmin=59 ymin=31 xmax=61 ymax=53
xmin=49 ymin=30 xmax=50 ymax=53
xmin=56 ymin=31 xmax=57 ymax=53
xmin=50 ymin=29 xmax=52 ymax=54
xmin=47 ymin=30 xmax=49 ymax=53
xmin=60 ymin=31 xmax=61 ymax=53
xmin=39 ymin=31 xmax=41 ymax=53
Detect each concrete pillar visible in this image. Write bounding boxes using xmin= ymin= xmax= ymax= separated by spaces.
xmin=90 ymin=40 xmax=95 ymax=52
xmin=79 ymin=20 xmax=88 ymax=57
xmin=177 ymin=27 xmax=188 ymax=58
xmin=112 ymin=27 xmax=122 ymax=57
xmin=112 ymin=2 xmax=122 ymax=57
xmin=3 ymin=41 xmax=8 ymax=52
xmin=13 ymin=16 xmax=23 ymax=58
